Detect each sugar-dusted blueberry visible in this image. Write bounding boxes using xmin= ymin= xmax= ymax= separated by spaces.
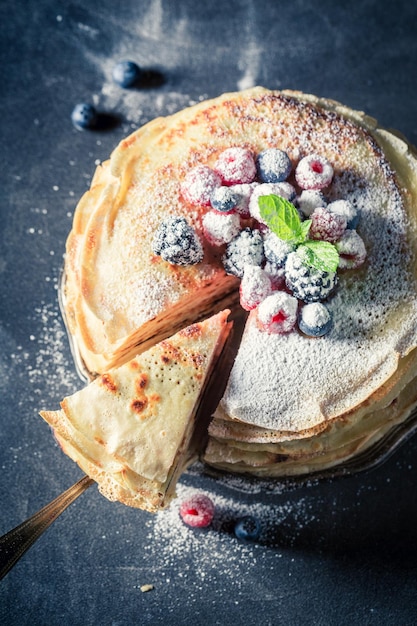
xmin=256 ymin=148 xmax=292 ymax=183
xmin=263 ymin=231 xmax=295 ymax=268
xmin=222 ymin=228 xmax=264 ymax=278
xmin=297 ymin=189 xmax=327 ymax=217
xmin=179 ymin=493 xmax=215 ymax=528
xmin=152 ymin=216 xmax=203 ymax=265
xmin=309 ymin=206 xmax=347 ymax=243
xmin=256 ymin=291 xmax=298 ymax=334
xmin=71 ymin=103 xmax=97 ymax=130
xmin=234 ymin=516 xmax=261 ymax=541
xmin=112 ymin=60 xmax=141 ymax=87
xmin=299 ymin=302 xmax=332 ymax=337
xmin=214 ymin=147 xmax=257 ymax=185
xmin=295 ymin=154 xmax=334 ymax=190
xmin=230 ymin=182 xmax=259 ymax=218
xmin=202 ymin=210 xmax=241 ymax=246
xmin=327 ymin=199 xmax=359 ymax=229
xmin=210 ymin=186 xmax=238 ymax=213
xmin=181 ymin=165 xmax=222 ymax=206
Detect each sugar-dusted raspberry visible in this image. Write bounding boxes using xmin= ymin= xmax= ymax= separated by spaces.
xmin=179 ymin=493 xmax=215 ymax=528
xmin=298 ymin=302 xmax=332 ymax=337
xmin=297 ymin=189 xmax=327 ymax=217
xmin=222 ymin=228 xmax=264 ymax=278
xmin=285 ymin=250 xmax=337 ymax=303
xmin=256 ymin=291 xmax=298 ymax=334
xmin=230 ymin=182 xmax=259 ymax=218
xmin=214 ymin=147 xmax=257 ymax=185
xmin=256 ymin=148 xmax=292 ymax=183
xmin=309 ymin=206 xmax=347 ymax=243
xmin=152 ymin=216 xmax=204 ymax=265
xmin=335 ymin=229 xmax=367 ymax=269
xmin=181 ymin=165 xmax=222 ymax=206
xmin=239 ymin=266 xmax=272 ymax=311
xmin=295 ymin=154 xmax=334 ymax=190
xmin=327 ymin=199 xmax=359 ymax=229
xmin=202 ymin=210 xmax=241 ymax=246
xmin=249 ymin=182 xmax=296 ymax=223
xmin=263 ymin=261 xmax=286 ymax=289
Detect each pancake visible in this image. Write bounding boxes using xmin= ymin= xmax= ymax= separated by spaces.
xmin=40 ymin=310 xmax=232 ymax=512
xmin=59 ymin=87 xmax=417 ymax=484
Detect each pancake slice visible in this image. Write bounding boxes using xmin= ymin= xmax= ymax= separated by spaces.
xmin=40 ymin=310 xmax=232 ymax=512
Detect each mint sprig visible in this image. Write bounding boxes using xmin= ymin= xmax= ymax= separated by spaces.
xmin=258 ymin=194 xmax=339 ymax=273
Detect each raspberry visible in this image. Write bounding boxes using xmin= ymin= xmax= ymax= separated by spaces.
xmin=202 ymin=210 xmax=241 ymax=246
xmin=234 ymin=516 xmax=261 ymax=541
xmin=309 ymin=207 xmax=346 ymax=243
xmin=152 ymin=216 xmax=204 ymax=265
xmin=335 ymin=229 xmax=367 ymax=269
xmin=295 ymin=154 xmax=334 ymax=190
xmin=256 ymin=291 xmax=298 ymax=334
xmin=214 ymin=147 xmax=256 ymax=185
xmin=285 ymin=250 xmax=337 ymax=302
xmin=239 ymin=266 xmax=272 ymax=311
xmin=222 ymin=228 xmax=264 ymax=278
xmin=298 ymin=302 xmax=332 ymax=337
xmin=181 ymin=165 xmax=222 ymax=206
xmin=179 ymin=493 xmax=215 ymax=528
xmin=297 ymin=189 xmax=327 ymax=217
xmin=210 ymin=186 xmax=238 ymax=213
xmin=249 ymin=182 xmax=296 ymax=223
xmin=327 ymin=199 xmax=359 ymax=229
xmin=256 ymin=148 xmax=292 ymax=183
xmin=263 ymin=261 xmax=286 ymax=289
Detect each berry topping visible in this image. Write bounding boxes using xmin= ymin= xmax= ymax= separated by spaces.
xmin=295 ymin=154 xmax=334 ymax=190
xmin=210 ymin=186 xmax=238 ymax=213
xmin=71 ymin=103 xmax=97 ymax=130
xmin=299 ymin=302 xmax=332 ymax=337
xmin=202 ymin=210 xmax=241 ymax=246
xmin=214 ymin=148 xmax=257 ymax=185
xmin=285 ymin=250 xmax=337 ymax=302
xmin=179 ymin=493 xmax=215 ymax=528
xmin=181 ymin=166 xmax=222 ymax=206
xmin=257 ymin=291 xmax=298 ymax=333
xmin=309 ymin=206 xmax=347 ymax=243
xmin=222 ymin=228 xmax=264 ymax=278
xmin=234 ymin=516 xmax=261 ymax=541
xmin=256 ymin=148 xmax=292 ymax=183
xmin=230 ymin=183 xmax=259 ymax=218
xmin=112 ymin=60 xmax=141 ymax=88
xmin=263 ymin=231 xmax=295 ymax=268
xmin=263 ymin=261 xmax=286 ymax=289
xmin=152 ymin=216 xmax=203 ymax=265
xmin=249 ymin=183 xmax=296 ymax=223
xmin=240 ymin=266 xmax=272 ymax=311
xmin=335 ymin=229 xmax=367 ymax=269
xmin=297 ymin=189 xmax=327 ymax=217
xmin=327 ymin=199 xmax=359 ymax=229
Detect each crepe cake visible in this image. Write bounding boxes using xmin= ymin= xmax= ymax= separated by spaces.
xmin=60 ymin=86 xmax=417 ymax=482
xmin=40 ymin=310 xmax=232 ymax=512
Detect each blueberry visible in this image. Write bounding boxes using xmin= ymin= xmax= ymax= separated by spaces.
xmin=298 ymin=302 xmax=332 ymax=337
xmin=256 ymin=149 xmax=292 ymax=183
xmin=234 ymin=516 xmax=261 ymax=541
xmin=210 ymin=186 xmax=238 ymax=213
xmin=71 ymin=103 xmax=97 ymax=130
xmin=112 ymin=60 xmax=141 ymax=88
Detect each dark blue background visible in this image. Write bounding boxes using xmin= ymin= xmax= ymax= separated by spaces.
xmin=1 ymin=1 xmax=417 ymax=624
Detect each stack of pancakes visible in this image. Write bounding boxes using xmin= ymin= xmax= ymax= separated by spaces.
xmin=56 ymin=87 xmax=417 ymax=488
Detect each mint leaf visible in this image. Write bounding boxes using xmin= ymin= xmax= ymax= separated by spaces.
xmin=300 ymin=219 xmax=312 ymax=241
xmin=298 ymin=240 xmax=340 ymax=273
xmin=258 ymin=195 xmax=306 ymax=243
